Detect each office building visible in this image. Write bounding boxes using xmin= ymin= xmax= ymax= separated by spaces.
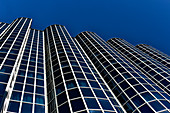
xmin=107 ymin=38 xmax=170 ymax=94
xmin=0 ymin=17 xmax=169 ymax=113
xmin=44 ymin=24 xmax=125 ymax=113
xmin=0 ymin=18 xmax=47 ymax=113
xmin=75 ymin=32 xmax=170 ymax=113
xmin=0 ymin=22 xmax=9 ymax=36
xmin=136 ymin=44 xmax=170 ymax=68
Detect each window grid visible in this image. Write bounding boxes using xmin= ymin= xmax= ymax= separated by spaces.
xmin=107 ymin=38 xmax=170 ymax=93
xmin=136 ymin=44 xmax=170 ymax=68
xmin=75 ymin=31 xmax=170 ymax=113
xmin=6 ymin=29 xmax=46 ymax=113
xmin=60 ymin=26 xmax=126 ymax=113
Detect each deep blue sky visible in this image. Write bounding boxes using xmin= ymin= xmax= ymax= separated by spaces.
xmin=0 ymin=0 xmax=170 ymax=55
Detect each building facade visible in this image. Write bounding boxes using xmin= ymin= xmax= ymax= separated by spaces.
xmin=0 ymin=18 xmax=169 ymax=113
xmin=136 ymin=44 xmax=170 ymax=68
xmin=107 ymin=38 xmax=170 ymax=94
xmin=75 ymin=32 xmax=170 ymax=113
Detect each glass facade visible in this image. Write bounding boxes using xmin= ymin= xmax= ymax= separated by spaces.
xmin=45 ymin=25 xmax=125 ymax=113
xmin=6 ymin=29 xmax=47 ymax=113
xmin=75 ymin=32 xmax=170 ymax=113
xmin=136 ymin=44 xmax=170 ymax=68
xmin=0 ymin=18 xmax=47 ymax=113
xmin=0 ymin=22 xmax=9 ymax=35
xmin=107 ymin=38 xmax=170 ymax=94
xmin=0 ymin=17 xmax=169 ymax=113
xmin=0 ymin=17 xmax=33 ymax=111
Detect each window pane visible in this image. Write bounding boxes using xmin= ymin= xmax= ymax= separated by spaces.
xmin=85 ymin=98 xmax=100 ymax=109
xmin=7 ymin=101 xmax=20 ymax=112
xmin=35 ymin=105 xmax=45 ymax=113
xmin=35 ymin=95 xmax=45 ymax=104
xmin=71 ymin=99 xmax=86 ymax=112
xmin=23 ymin=93 xmax=33 ymax=102
xmin=21 ymin=103 xmax=32 ymax=113
xmin=11 ymin=91 xmax=22 ymax=101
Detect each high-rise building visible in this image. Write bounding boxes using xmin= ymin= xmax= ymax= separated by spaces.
xmin=0 ymin=17 xmax=169 ymax=113
xmin=44 ymin=25 xmax=125 ymax=113
xmin=136 ymin=44 xmax=170 ymax=68
xmin=107 ymin=38 xmax=170 ymax=94
xmin=75 ymin=32 xmax=170 ymax=113
xmin=0 ymin=22 xmax=9 ymax=36
xmin=0 ymin=18 xmax=47 ymax=113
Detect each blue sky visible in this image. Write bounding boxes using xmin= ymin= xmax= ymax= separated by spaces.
xmin=0 ymin=0 xmax=170 ymax=55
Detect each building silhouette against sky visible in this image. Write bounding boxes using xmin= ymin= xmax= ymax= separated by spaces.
xmin=0 ymin=18 xmax=169 ymax=113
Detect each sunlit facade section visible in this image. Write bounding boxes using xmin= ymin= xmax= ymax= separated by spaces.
xmin=0 ymin=17 xmax=32 ymax=111
xmin=4 ymin=29 xmax=47 ymax=113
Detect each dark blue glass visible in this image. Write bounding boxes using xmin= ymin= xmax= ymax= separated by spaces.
xmin=21 ymin=103 xmax=32 ymax=113
xmin=68 ymin=88 xmax=81 ymax=99
xmin=81 ymin=88 xmax=94 ymax=97
xmin=16 ymin=76 xmax=25 ymax=83
xmin=125 ymin=88 xmax=136 ymax=98
xmin=0 ymin=83 xmax=6 ymax=95
xmin=85 ymin=98 xmax=100 ymax=109
xmin=23 ymin=93 xmax=33 ymax=102
xmin=75 ymin=73 xmax=85 ymax=78
xmin=71 ymin=99 xmax=86 ymax=112
xmin=134 ymin=85 xmax=146 ymax=92
xmin=37 ymin=73 xmax=44 ymax=79
xmin=85 ymin=73 xmax=95 ymax=80
xmin=26 ymin=78 xmax=34 ymax=84
xmin=14 ymin=83 xmax=23 ymax=91
xmin=93 ymin=89 xmax=106 ymax=98
xmin=152 ymin=92 xmax=164 ymax=99
xmin=66 ymin=80 xmax=77 ymax=89
xmin=11 ymin=91 xmax=22 ymax=100
xmin=89 ymin=110 xmax=102 ymax=113
xmin=150 ymin=101 xmax=165 ymax=111
xmin=4 ymin=60 xmax=15 ymax=66
xmin=36 ymin=79 xmax=44 ymax=86
xmin=37 ymin=68 xmax=44 ymax=73
xmin=27 ymin=71 xmax=35 ymax=77
xmin=141 ymin=92 xmax=154 ymax=101
xmin=24 ymin=85 xmax=34 ymax=93
xmin=132 ymin=95 xmax=145 ymax=107
xmin=57 ymin=92 xmax=67 ymax=105
xmin=35 ymin=105 xmax=45 ymax=113
xmin=8 ymin=101 xmax=20 ymax=112
xmin=89 ymin=81 xmax=100 ymax=88
xmin=99 ymin=99 xmax=114 ymax=110
xmin=36 ymin=87 xmax=44 ymax=94
xmin=0 ymin=66 xmax=13 ymax=73
xmin=139 ymin=104 xmax=154 ymax=113
xmin=160 ymin=100 xmax=170 ymax=109
xmin=35 ymin=95 xmax=45 ymax=104
xmin=78 ymin=80 xmax=89 ymax=87
xmin=0 ymin=73 xmax=9 ymax=82
xmin=18 ymin=70 xmax=26 ymax=76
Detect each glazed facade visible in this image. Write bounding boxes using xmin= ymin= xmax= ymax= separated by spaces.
xmin=0 ymin=17 xmax=169 ymax=113
xmin=44 ymin=25 xmax=125 ymax=113
xmin=75 ymin=32 xmax=170 ymax=113
xmin=0 ymin=18 xmax=47 ymax=113
xmin=136 ymin=44 xmax=170 ymax=68
xmin=107 ymin=38 xmax=170 ymax=94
